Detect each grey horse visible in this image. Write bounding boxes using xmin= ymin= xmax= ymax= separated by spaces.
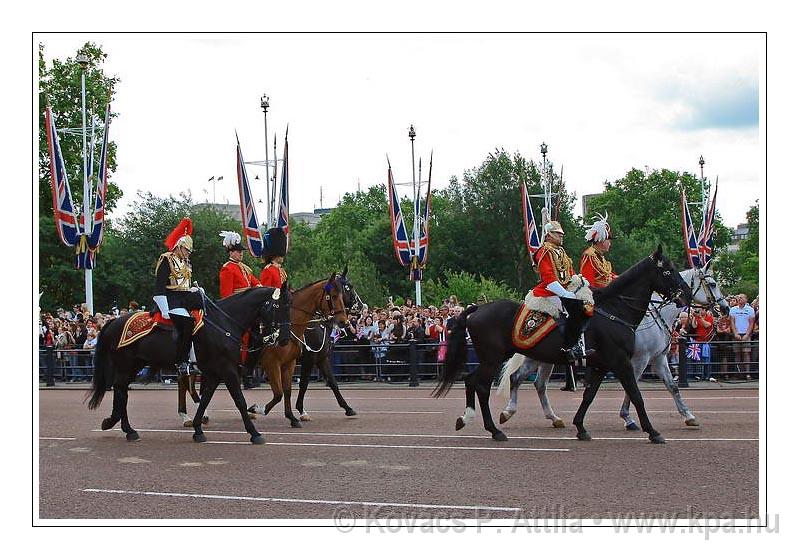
xmin=496 ymin=264 xmax=729 ymax=429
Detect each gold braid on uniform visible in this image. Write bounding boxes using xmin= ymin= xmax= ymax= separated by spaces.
xmin=156 ymin=251 xmax=192 ymax=290
xmin=542 ymin=241 xmax=573 ymax=284
xmin=585 ymin=246 xmax=613 ymax=280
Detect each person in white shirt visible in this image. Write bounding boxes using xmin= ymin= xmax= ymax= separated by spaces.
xmin=728 ymin=294 xmax=755 ymax=378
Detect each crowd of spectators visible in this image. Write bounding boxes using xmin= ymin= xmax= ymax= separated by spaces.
xmin=668 ymin=293 xmax=759 ymax=382
xmin=38 ymin=301 xmax=139 ymax=384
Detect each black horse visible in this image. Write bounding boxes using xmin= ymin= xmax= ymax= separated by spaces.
xmin=294 ymin=268 xmax=365 ymax=420
xmin=85 ymin=285 xmax=291 ymax=444
xmin=433 ymin=246 xmax=691 ymax=444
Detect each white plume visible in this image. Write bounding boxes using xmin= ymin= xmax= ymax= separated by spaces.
xmin=219 ymin=230 xmax=241 ymax=249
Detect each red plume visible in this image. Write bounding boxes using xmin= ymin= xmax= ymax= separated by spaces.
xmin=164 ymin=217 xmax=193 ymax=250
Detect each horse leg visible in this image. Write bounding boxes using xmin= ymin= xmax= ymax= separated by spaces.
xmin=261 ymin=364 xmax=283 ymax=416
xmin=572 ymin=367 xmax=606 ymax=441
xmin=455 ymin=371 xmax=477 ymax=431
xmin=282 ymin=361 xmax=302 ymax=428
xmin=178 ymin=374 xmax=192 ymax=427
xmin=619 ymin=355 xmax=648 ymax=431
xmin=475 ymin=365 xmax=506 ymax=441
xmin=191 ymin=377 xmax=218 ymax=443
xmin=100 ymin=381 xmax=125 ymax=432
xmin=499 ymin=370 xmax=523 ymax=424
xmin=118 ymin=386 xmax=140 ymax=442
xmin=295 ymin=358 xmax=312 ymax=421
xmin=535 ymin=363 xmax=564 ymax=428
xmin=221 ymin=368 xmax=265 ymax=444
xmin=189 ymin=373 xmax=201 ymax=403
xmin=654 ymin=355 xmax=699 ymax=427
xmin=321 ymin=356 xmax=356 ymax=417
xmin=616 ymin=363 xmax=665 ymax=444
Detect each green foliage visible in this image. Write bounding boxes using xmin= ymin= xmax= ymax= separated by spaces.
xmin=714 ymin=202 xmax=759 ymax=298
xmin=423 ymin=270 xmax=522 ymax=306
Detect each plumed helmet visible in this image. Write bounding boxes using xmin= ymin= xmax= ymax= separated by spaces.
xmin=220 ymin=230 xmax=245 ymax=252
xmin=263 ymin=227 xmax=287 ymax=259
xmin=165 ymin=218 xmax=193 ymax=252
xmin=584 ymin=213 xmax=611 ymax=243
xmin=545 ymin=220 xmax=564 ymax=235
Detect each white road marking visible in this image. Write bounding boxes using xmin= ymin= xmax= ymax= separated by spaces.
xmin=93 ymin=427 xmax=756 ymax=442
xmin=574 ymin=396 xmax=758 ymax=400
xmin=217 ymin=409 xmax=443 ymax=414
xmin=83 ymin=488 xmax=523 ymax=512
xmin=206 ymin=441 xmax=569 ymax=452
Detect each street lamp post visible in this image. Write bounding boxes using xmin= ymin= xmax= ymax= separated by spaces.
xmin=261 ymin=94 xmax=272 ymax=226
xmin=699 ymin=155 xmax=707 ymax=215
xmin=76 ymin=53 xmax=93 ymax=315
xmin=409 ymin=125 xmax=421 ymax=306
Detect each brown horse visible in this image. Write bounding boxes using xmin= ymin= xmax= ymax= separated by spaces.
xmin=248 ymin=273 xmax=349 ymax=427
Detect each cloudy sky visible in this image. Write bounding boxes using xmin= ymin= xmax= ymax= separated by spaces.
xmin=38 ymin=33 xmax=763 ymax=228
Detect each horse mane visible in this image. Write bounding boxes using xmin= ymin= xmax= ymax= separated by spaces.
xmin=294 ymin=277 xmax=338 ymax=293
xmin=591 ymin=254 xmax=653 ymax=304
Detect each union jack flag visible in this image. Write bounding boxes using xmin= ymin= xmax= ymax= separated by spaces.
xmin=387 ymin=160 xmax=412 ymax=266
xmin=411 ymin=153 xmax=432 ymax=267
xmin=275 ymin=131 xmax=290 ymax=248
xmin=520 ymin=178 xmax=541 ymax=266
xmin=88 ymin=104 xmax=110 ymax=249
xmin=235 ymin=134 xmax=264 ymax=257
xmin=681 ymin=189 xmax=702 ymax=268
xmin=686 ymin=342 xmax=702 ymax=361
xmin=697 ymin=182 xmax=718 ymax=266
xmin=44 ymin=106 xmax=80 ymax=247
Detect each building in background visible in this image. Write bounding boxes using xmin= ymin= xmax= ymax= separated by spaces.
xmin=726 ymin=223 xmax=750 ymax=253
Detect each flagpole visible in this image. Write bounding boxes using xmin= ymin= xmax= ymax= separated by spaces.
xmin=272 ymin=134 xmax=278 ymax=228
xmin=261 ymin=94 xmax=272 ymax=228
xmin=409 ymin=125 xmax=421 ymax=306
xmin=77 ymin=53 xmax=94 ymax=315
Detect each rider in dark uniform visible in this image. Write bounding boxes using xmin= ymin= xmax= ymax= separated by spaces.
xmin=153 ymin=218 xmax=199 ymax=376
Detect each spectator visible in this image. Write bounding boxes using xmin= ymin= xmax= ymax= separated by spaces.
xmin=39 ymin=317 xmax=57 ymax=386
xmin=730 ymin=294 xmax=755 ymax=379
xmin=751 ymin=296 xmax=759 ymax=376
xmin=55 ymin=326 xmax=76 ymax=382
xmin=84 ymin=327 xmax=98 ymax=351
xmin=691 ymin=307 xmax=715 ymax=381
xmin=358 ymin=315 xmax=378 ymax=340
xmin=714 ymin=310 xmax=735 ymax=381
xmin=404 ymin=316 xmax=426 ymax=342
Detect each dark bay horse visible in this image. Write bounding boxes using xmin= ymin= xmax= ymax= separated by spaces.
xmin=85 ymin=286 xmax=290 ymax=444
xmin=295 ymin=268 xmax=366 ymax=420
xmin=248 ymin=273 xmax=349 ymax=427
xmin=433 ymin=246 xmax=691 ymax=444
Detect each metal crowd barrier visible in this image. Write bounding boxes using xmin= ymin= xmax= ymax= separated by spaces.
xmin=39 ymin=338 xmax=759 ymax=388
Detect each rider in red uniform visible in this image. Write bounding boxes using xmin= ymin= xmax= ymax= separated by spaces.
xmin=260 ymin=227 xmax=288 ymax=288
xmin=580 ymin=213 xmax=617 ymax=289
xmin=219 ymin=231 xmax=262 ymax=389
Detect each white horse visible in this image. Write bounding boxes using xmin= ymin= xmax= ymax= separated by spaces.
xmin=496 ymin=264 xmax=729 ymax=429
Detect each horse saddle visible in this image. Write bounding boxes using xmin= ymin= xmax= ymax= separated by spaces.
xmin=118 ymin=310 xmax=204 ymax=349
xmin=511 ymin=305 xmax=557 ymax=350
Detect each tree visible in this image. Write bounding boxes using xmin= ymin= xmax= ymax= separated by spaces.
xmin=714 ymin=202 xmax=759 ymax=298
xmin=38 ymin=42 xmax=122 ymax=308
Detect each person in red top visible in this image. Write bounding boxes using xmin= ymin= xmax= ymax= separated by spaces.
xmin=219 ymin=231 xmax=261 ymax=298
xmin=530 ymin=219 xmax=591 ymax=361
xmin=260 ymin=228 xmax=288 ymax=288
xmin=691 ymin=307 xmax=715 ymax=381
xmin=580 ymin=213 xmax=618 ymax=288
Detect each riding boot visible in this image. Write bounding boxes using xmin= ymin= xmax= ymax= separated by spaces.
xmin=171 ymin=314 xmax=195 ymax=376
xmin=559 ymin=298 xmax=593 ymax=362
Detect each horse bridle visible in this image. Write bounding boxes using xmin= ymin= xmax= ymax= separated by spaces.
xmin=689 ymin=269 xmax=727 ymax=313
xmin=291 ymin=280 xmax=347 ymax=324
xmin=200 ymin=291 xmax=279 ymax=344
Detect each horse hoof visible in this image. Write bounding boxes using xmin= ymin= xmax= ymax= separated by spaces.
xmin=183 ymin=420 xmax=193 ymax=428
xmin=299 ymin=413 xmax=312 ymax=421
xmin=625 ymin=422 xmax=640 ymax=431
xmin=685 ymin=418 xmax=700 ymax=427
xmin=577 ymin=431 xmax=592 ymax=441
xmin=649 ymin=434 xmax=667 ymax=444
xmin=455 ymin=417 xmax=465 ymax=431
xmin=251 ymin=434 xmax=266 ymax=445
xmin=126 ymin=431 xmax=140 ymax=442
xmin=291 ymin=421 xmax=302 ymax=429
xmin=345 ymin=408 xmax=357 ymax=417
xmin=193 ymin=433 xmax=207 ymax=443
xmin=492 ymin=431 xmax=508 ymax=442
xmin=101 ymin=418 xmax=116 ymax=431
xmin=499 ymin=410 xmax=513 ymax=424
xmin=248 ymin=412 xmax=257 ymax=420
xmin=552 ymin=418 xmax=565 ymax=429
xmin=202 ymin=416 xmax=210 ymax=425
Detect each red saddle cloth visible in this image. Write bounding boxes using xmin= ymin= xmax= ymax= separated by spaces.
xmin=511 ymin=305 xmax=557 ymax=351
xmin=118 ymin=310 xmax=204 ymax=349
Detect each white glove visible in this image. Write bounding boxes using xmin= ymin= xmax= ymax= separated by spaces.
xmin=153 ymin=295 xmax=170 ymax=318
xmin=546 ymin=281 xmax=578 ymax=299
xmin=189 ymin=286 xmax=205 ymax=294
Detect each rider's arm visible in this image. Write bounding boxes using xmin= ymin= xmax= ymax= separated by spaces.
xmin=546 ymin=281 xmax=577 ymax=299
xmin=153 ymin=257 xmax=171 ymax=317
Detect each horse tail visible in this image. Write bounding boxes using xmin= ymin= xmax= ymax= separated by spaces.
xmin=497 ymin=353 xmax=526 ymax=399
xmin=85 ymin=321 xmax=114 ymax=410
xmin=432 ymin=304 xmax=479 ymax=398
